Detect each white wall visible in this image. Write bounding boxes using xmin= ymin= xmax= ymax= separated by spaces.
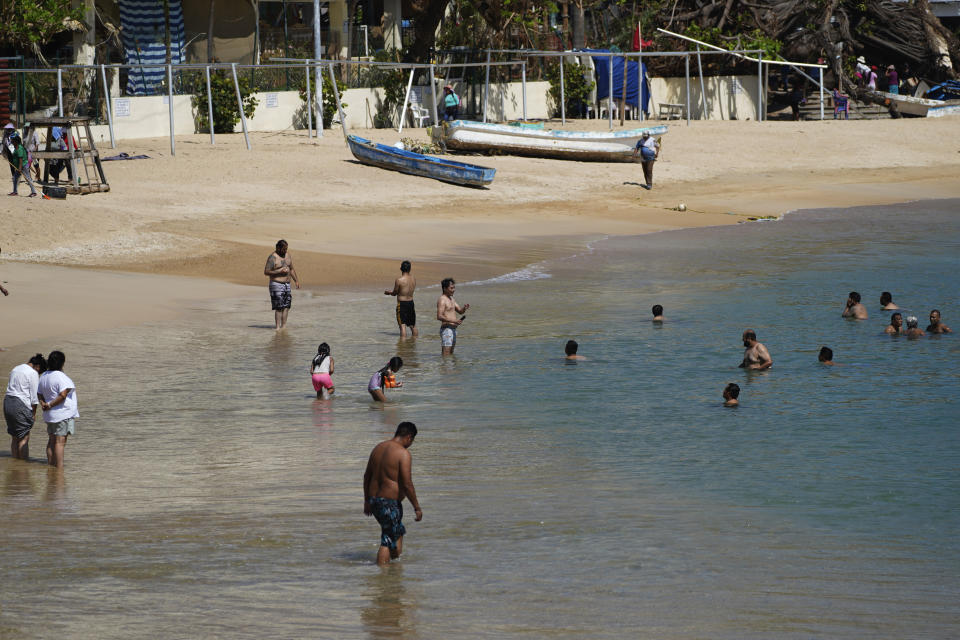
xmin=648 ymin=75 xmax=761 ymax=121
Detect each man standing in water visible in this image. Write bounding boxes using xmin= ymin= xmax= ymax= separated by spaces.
xmin=926 ymin=309 xmax=951 ymax=334
xmin=841 ymin=291 xmax=868 ymax=320
xmin=264 ymin=239 xmax=300 ymax=330
xmin=885 ymin=313 xmax=903 ymax=335
xmin=384 ymin=260 xmax=418 ymax=338
xmin=363 ymin=422 xmax=422 ymax=565
xmin=739 ymin=330 xmax=773 ymax=370
xmin=437 ymin=278 xmax=469 ymax=355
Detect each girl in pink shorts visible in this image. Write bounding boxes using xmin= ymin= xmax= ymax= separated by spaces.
xmin=310 ymin=343 xmax=335 ymax=398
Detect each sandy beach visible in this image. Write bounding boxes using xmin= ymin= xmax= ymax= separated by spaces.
xmin=2 ymin=117 xmax=960 ymax=347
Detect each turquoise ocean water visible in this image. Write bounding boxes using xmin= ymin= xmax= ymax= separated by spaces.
xmin=0 ymin=199 xmax=957 ymax=638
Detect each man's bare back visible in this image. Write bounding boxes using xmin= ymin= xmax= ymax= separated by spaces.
xmin=365 ymin=440 xmax=412 ymax=502
xmin=386 ymin=273 xmax=416 ymax=301
xmin=363 ymin=424 xmax=422 ymax=565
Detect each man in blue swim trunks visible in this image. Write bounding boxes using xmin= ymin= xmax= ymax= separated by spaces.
xmin=363 ymin=422 xmax=423 ymax=565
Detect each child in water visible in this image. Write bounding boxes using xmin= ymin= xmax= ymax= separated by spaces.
xmin=311 ymin=343 xmax=335 ymax=398
xmin=368 ymin=357 xmax=403 ymax=402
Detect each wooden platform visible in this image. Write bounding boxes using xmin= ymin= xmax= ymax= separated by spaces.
xmin=24 ymin=116 xmax=109 ymax=195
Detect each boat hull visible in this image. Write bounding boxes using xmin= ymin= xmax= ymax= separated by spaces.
xmin=346 ymin=135 xmax=495 ymax=187
xmin=438 ymin=120 xmax=668 ymax=162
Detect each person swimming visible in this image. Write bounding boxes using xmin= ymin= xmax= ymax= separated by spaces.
xmin=651 ymin=304 xmax=664 ymax=322
xmin=904 ymin=316 xmax=925 ymax=338
xmin=311 ymin=343 xmax=335 ymax=398
xmin=723 ymin=383 xmax=740 ymax=407
xmin=369 ymin=357 xmax=403 ymax=402
xmin=564 ymin=340 xmax=585 ymax=360
xmin=818 ymin=346 xmax=835 ymax=365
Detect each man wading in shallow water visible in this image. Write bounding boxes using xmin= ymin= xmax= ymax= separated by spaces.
xmin=264 ymin=239 xmax=300 ymax=330
xmin=363 ymin=422 xmax=422 ymax=565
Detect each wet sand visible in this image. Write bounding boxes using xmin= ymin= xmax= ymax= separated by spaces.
xmin=1 ymin=117 xmax=959 ymax=347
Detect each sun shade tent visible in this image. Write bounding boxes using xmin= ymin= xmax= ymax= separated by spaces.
xmin=588 ymin=50 xmax=651 ymax=115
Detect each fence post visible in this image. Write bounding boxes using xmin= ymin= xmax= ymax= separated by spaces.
xmin=638 ymin=53 xmax=644 ymax=121
xmin=313 ymin=0 xmax=323 ymax=136
xmin=100 ymin=64 xmax=116 ymax=148
xmin=757 ymin=53 xmax=763 ymax=121
xmin=305 ymin=62 xmax=313 ymax=138
xmin=607 ymin=53 xmax=613 ymax=130
xmin=57 ymin=68 xmax=63 ymax=116
xmin=819 ymin=67 xmax=825 ymax=120
xmin=559 ymin=56 xmax=565 ymax=124
xmin=696 ymin=45 xmax=707 ymax=119
xmin=397 ymin=68 xmax=414 ymax=134
xmin=685 ymin=54 xmax=691 ymax=126
xmin=167 ymin=64 xmax=175 ymax=156
xmin=429 ymin=63 xmax=439 ymax=125
xmin=231 ymin=63 xmax=251 ymax=150
xmin=483 ymin=50 xmax=491 ymax=123
xmin=205 ymin=66 xmax=215 ymax=145
xmin=521 ymin=60 xmax=527 ymax=121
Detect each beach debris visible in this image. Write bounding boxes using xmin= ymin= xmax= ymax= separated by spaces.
xmin=400 ymin=138 xmax=443 ymax=155
xmin=677 ymin=203 xmax=687 ymax=211
xmin=747 ymin=215 xmax=779 ymax=221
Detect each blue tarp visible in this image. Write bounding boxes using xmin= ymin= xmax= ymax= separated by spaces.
xmin=119 ymin=0 xmax=186 ymax=96
xmin=588 ymin=49 xmax=650 ymax=113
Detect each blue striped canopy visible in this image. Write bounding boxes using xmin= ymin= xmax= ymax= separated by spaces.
xmin=119 ymin=0 xmax=186 ymax=96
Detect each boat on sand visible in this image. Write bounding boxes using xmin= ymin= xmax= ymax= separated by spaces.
xmin=345 ymin=135 xmax=496 ymax=187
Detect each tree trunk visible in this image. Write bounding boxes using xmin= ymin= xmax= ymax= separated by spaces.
xmin=572 ymin=1 xmax=585 ymax=49
xmin=207 ymin=0 xmax=216 ymax=62
xmin=406 ymin=0 xmax=450 ymax=63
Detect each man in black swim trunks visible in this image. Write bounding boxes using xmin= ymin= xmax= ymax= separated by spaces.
xmin=384 ymin=260 xmax=418 ymax=338
xmin=364 ymin=422 xmax=422 ymax=565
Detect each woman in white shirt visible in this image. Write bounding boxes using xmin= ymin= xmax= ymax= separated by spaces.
xmin=4 ymin=353 xmax=46 ymax=459
xmin=37 ymin=350 xmax=78 ymax=468
xmin=310 ymin=342 xmax=335 ymax=398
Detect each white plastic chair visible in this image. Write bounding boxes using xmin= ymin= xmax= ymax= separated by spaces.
xmin=408 ymin=86 xmax=432 ymax=127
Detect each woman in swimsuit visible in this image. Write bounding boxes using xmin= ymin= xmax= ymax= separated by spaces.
xmin=368 ymin=357 xmax=403 ymax=402
xmin=311 ymin=343 xmax=335 ymax=398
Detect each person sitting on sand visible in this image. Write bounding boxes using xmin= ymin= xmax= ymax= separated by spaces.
xmin=842 ymin=291 xmax=868 ymax=320
xmin=310 ymin=342 xmax=335 ymax=398
xmin=651 ymin=304 xmax=664 ymax=322
xmin=722 ymin=383 xmax=740 ymax=407
xmin=904 ymin=316 xmax=925 ymax=338
xmin=884 ymin=312 xmax=903 ymax=335
xmin=739 ymin=330 xmax=772 ymax=371
xmin=565 ymin=340 xmax=585 ymax=361
xmin=880 ymin=292 xmax=899 ymax=310
xmin=369 ymin=357 xmax=403 ymax=402
xmin=926 ymin=309 xmax=951 ymax=334
xmin=818 ymin=346 xmax=835 ymax=365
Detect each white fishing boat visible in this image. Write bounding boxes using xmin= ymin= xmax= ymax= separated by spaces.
xmin=869 ymin=91 xmax=960 ymax=117
xmin=433 ymin=120 xmax=668 ymax=162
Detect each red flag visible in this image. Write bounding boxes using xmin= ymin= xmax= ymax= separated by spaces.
xmin=632 ymin=25 xmax=653 ymax=51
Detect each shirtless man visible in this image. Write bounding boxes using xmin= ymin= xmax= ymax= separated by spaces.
xmin=905 ymin=316 xmax=925 ymax=338
xmin=880 ymin=292 xmax=899 ymax=310
xmin=722 ymin=383 xmax=740 ymax=407
xmin=841 ymin=291 xmax=868 ymax=320
xmin=884 ymin=312 xmax=903 ymax=335
xmin=818 ymin=346 xmax=835 ymax=365
xmin=739 ymin=330 xmax=772 ymax=370
xmin=263 ymin=239 xmax=300 ymax=330
xmin=437 ymin=278 xmax=469 ymax=355
xmin=651 ymin=304 xmax=664 ymax=322
xmin=363 ymin=422 xmax=422 ymax=565
xmin=384 ymin=260 xmax=418 ymax=338
xmin=564 ymin=340 xmax=586 ymax=360
xmin=926 ymin=309 xmax=952 ymax=334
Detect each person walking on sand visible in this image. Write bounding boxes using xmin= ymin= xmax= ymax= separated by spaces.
xmin=926 ymin=309 xmax=951 ymax=334
xmin=310 ymin=342 xmax=335 ymax=398
xmin=363 ymin=421 xmax=422 ymax=565
xmin=842 ymin=291 xmax=868 ymax=320
xmin=37 ymin=351 xmax=78 ymax=468
xmin=437 ymin=278 xmax=469 ymax=355
xmin=264 ymin=239 xmax=300 ymax=330
xmin=632 ymin=131 xmax=660 ymax=190
xmin=368 ymin=357 xmax=403 ymax=402
xmin=4 ymin=353 xmax=46 ymax=459
xmin=8 ymin=133 xmax=37 ymax=197
xmin=385 ymin=260 xmax=418 ymax=338
xmin=739 ymin=330 xmax=772 ymax=370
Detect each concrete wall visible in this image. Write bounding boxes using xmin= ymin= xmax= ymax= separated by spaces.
xmin=648 ymin=75 xmax=761 ymax=121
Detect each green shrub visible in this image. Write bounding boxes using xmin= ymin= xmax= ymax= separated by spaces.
xmin=191 ymin=70 xmax=258 ymax=134
xmin=298 ymin=72 xmax=348 ymax=128
xmin=546 ymin=61 xmax=595 ymax=118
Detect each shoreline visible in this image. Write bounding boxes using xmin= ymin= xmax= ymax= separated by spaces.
xmin=2 ymin=119 xmax=960 ymax=348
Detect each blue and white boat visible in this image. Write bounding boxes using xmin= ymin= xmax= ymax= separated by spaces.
xmin=435 ymin=120 xmax=668 ymax=162
xmin=346 ymin=135 xmax=496 ymax=187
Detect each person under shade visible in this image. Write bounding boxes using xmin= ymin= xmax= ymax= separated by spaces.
xmin=564 ymin=340 xmax=585 ymax=361
xmin=722 ymin=383 xmax=740 ymax=407
xmin=818 ymin=346 xmax=835 ymax=365
xmin=880 ymin=292 xmax=899 ymax=310
xmin=651 ymin=304 xmax=664 ymax=322
xmin=885 ymin=312 xmax=904 ymax=335
xmin=904 ymin=316 xmax=925 ymax=338
xmin=926 ymin=309 xmax=951 ymax=334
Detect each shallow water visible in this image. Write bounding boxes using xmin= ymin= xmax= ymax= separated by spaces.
xmin=1 ymin=200 xmax=958 ymax=638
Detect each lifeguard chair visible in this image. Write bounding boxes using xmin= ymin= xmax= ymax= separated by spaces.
xmin=24 ymin=116 xmax=109 ymax=195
